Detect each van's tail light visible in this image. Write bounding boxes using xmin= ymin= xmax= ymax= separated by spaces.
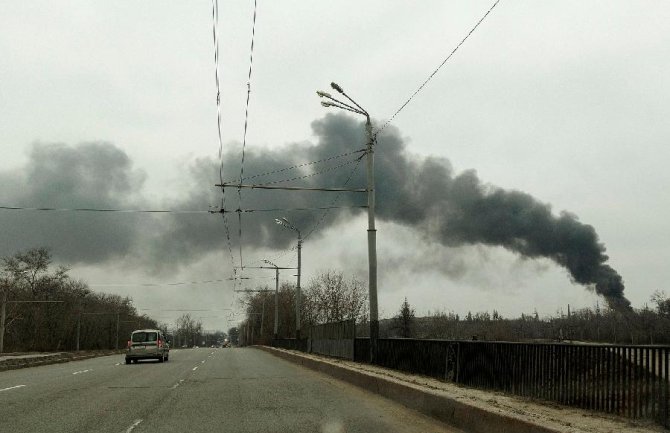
xmin=158 ymin=339 xmax=163 ymax=348
xmin=127 ymin=340 xmax=132 ymax=348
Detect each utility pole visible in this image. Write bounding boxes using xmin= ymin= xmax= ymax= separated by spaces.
xmin=261 ymin=295 xmax=266 ymax=338
xmin=239 ymin=263 xmax=296 ymax=341
xmin=0 ymin=290 xmax=6 ymax=354
xmin=364 ymin=115 xmax=379 ymax=363
xmin=274 ymin=267 xmax=279 ymax=339
xmin=273 ymin=219 xmax=303 ymax=339
xmin=115 ymin=311 xmax=120 ymax=350
xmin=296 ymin=235 xmax=302 ymax=339
xmin=317 ymin=82 xmax=378 ymax=362
xmin=76 ymin=312 xmax=81 ymax=351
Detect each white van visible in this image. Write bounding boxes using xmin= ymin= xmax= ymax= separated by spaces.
xmin=125 ymin=329 xmax=169 ymax=364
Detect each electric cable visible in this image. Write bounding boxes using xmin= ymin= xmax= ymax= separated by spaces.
xmin=0 ymin=206 xmax=211 ymax=214
xmin=375 ymin=0 xmax=501 ymax=137
xmin=224 ymin=149 xmax=366 ymax=184
xmin=211 ymin=0 xmax=238 ymax=286
xmin=236 ymin=0 xmax=259 ymax=270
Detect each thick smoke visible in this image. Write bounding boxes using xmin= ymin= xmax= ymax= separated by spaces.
xmin=0 ymin=114 xmax=629 ymax=309
xmin=0 ymin=141 xmax=147 ymax=263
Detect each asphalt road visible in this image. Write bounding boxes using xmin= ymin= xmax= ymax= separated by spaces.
xmin=0 ymin=347 xmax=462 ymax=433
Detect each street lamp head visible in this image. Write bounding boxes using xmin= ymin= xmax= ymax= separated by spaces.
xmin=316 ymin=90 xmax=331 ymax=98
xmin=331 ymin=82 xmax=344 ymax=94
xmin=320 ymin=101 xmax=333 ymax=108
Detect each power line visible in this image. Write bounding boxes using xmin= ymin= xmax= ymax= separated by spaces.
xmin=375 ymin=0 xmax=502 ymax=137
xmin=0 ymin=206 xmax=211 ymax=214
xmin=232 ymin=149 xmax=365 ymax=183
xmin=254 ymin=155 xmax=364 ymax=186
xmin=304 ymin=157 xmax=364 ymax=241
xmin=236 ymin=0 xmax=260 ymax=271
xmin=90 ymin=279 xmax=230 ymax=288
xmin=226 ymin=205 xmax=367 ymax=214
xmin=211 ymin=0 xmax=238 ymax=288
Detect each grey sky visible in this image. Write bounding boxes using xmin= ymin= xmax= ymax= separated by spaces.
xmin=2 ymin=1 xmax=669 ymax=329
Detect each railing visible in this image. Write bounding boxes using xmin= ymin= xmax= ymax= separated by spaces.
xmin=273 ymin=320 xmax=355 ymax=360
xmin=354 ymin=338 xmax=670 ymax=428
xmin=309 ymin=319 xmax=355 ymax=360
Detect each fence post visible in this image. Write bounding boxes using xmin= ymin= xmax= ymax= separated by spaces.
xmin=455 ymin=342 xmax=461 ymax=384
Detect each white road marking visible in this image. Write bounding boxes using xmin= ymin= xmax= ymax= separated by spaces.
xmin=72 ymin=369 xmax=91 ymax=375
xmin=124 ymin=419 xmax=143 ymax=433
xmin=192 ymin=366 xmax=198 ymax=371
xmin=115 ymin=363 xmax=120 ymax=366
xmin=201 ymin=360 xmax=205 ymax=364
xmin=170 ymin=379 xmax=185 ymax=390
xmin=0 ymin=385 xmax=26 ymax=392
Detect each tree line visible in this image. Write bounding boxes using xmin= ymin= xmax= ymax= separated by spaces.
xmin=237 ymin=267 xmax=670 ymax=346
xmin=238 ymin=270 xmax=368 ymax=344
xmin=381 ymin=296 xmax=670 ymax=345
xmin=0 ymin=248 xmax=161 ymax=352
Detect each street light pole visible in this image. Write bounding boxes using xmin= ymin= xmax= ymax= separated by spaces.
xmin=262 ymin=260 xmax=281 ymax=340
xmin=115 ymin=311 xmax=120 ymax=350
xmin=317 ymin=82 xmax=378 ymax=362
xmin=274 ymin=218 xmax=303 ymax=339
xmin=0 ymin=290 xmax=6 ymax=354
xmin=76 ymin=312 xmax=81 ymax=351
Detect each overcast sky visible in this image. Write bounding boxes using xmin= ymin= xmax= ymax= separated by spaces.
xmin=2 ymin=1 xmax=670 ymax=330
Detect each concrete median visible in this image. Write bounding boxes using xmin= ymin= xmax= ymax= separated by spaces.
xmin=0 ymin=350 xmax=124 ymax=372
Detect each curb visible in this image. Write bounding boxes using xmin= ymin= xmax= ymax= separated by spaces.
xmin=257 ymin=346 xmax=559 ymax=433
xmin=0 ymin=350 xmax=124 ymax=372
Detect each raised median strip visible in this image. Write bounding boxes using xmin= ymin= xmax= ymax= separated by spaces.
xmin=257 ymin=346 xmax=660 ymax=433
xmin=0 ymin=350 xmax=124 ymax=372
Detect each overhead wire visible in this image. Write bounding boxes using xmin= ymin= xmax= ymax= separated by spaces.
xmin=253 ymin=155 xmax=363 ymax=186
xmin=90 ymin=277 xmax=274 ymax=288
xmin=236 ymin=0 xmax=259 ymax=270
xmin=303 ymin=157 xmax=365 ymax=241
xmin=375 ymin=0 xmax=502 ymax=137
xmin=0 ymin=206 xmax=211 ymax=214
xmin=224 ymin=149 xmax=365 ymax=184
xmin=211 ymin=0 xmax=238 ymax=287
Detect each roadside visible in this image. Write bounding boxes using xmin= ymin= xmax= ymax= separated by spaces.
xmin=258 ymin=346 xmax=665 ymax=433
xmin=0 ymin=350 xmax=124 ymax=372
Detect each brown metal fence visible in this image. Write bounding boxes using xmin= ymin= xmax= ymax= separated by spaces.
xmin=354 ymin=338 xmax=670 ymax=428
xmin=272 ymin=320 xmax=355 ymax=360
xmin=309 ymin=320 xmax=355 ymax=360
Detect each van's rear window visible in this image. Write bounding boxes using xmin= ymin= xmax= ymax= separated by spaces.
xmin=131 ymin=332 xmax=158 ymax=343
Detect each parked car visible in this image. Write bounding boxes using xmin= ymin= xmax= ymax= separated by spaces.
xmin=125 ymin=329 xmax=169 ymax=364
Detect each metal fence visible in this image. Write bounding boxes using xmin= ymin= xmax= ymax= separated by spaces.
xmin=354 ymin=338 xmax=670 ymax=427
xmin=272 ymin=320 xmax=355 ymax=360
xmin=309 ymin=319 xmax=355 ymax=360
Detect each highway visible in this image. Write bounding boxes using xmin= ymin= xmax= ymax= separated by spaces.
xmin=0 ymin=347 xmax=461 ymax=433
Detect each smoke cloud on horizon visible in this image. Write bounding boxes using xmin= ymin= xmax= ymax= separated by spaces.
xmin=0 ymin=114 xmax=629 ymax=309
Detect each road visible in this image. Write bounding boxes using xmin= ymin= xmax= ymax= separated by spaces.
xmin=0 ymin=347 xmax=462 ymax=433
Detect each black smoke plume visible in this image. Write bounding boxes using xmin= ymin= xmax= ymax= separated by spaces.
xmin=0 ymin=114 xmax=629 ymax=309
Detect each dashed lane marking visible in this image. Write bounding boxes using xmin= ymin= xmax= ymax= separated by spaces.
xmin=192 ymin=366 xmax=198 ymax=371
xmin=73 ymin=369 xmax=92 ymax=375
xmin=170 ymin=379 xmax=185 ymax=390
xmin=0 ymin=385 xmax=26 ymax=392
xmin=201 ymin=360 xmax=206 ymax=364
xmin=124 ymin=419 xmax=143 ymax=433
